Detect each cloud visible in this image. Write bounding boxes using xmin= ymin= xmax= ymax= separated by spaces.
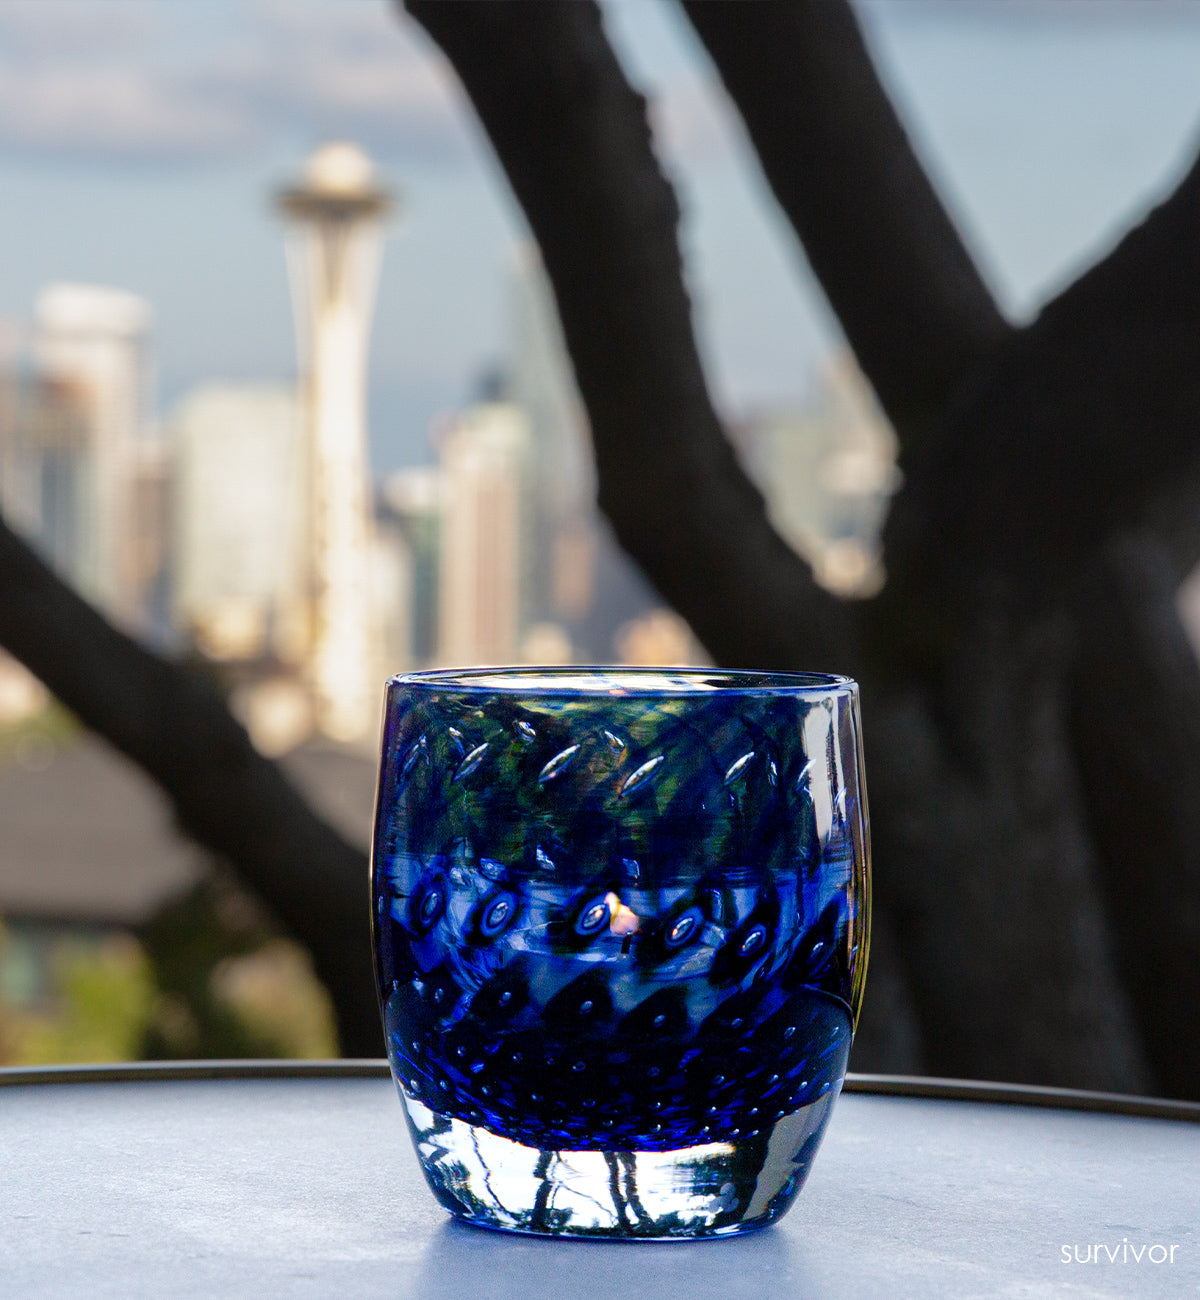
xmin=0 ymin=66 xmax=251 ymax=158
xmin=0 ymin=0 xmax=742 ymax=172
xmin=239 ymin=4 xmax=476 ymax=161
xmin=0 ymin=1 xmax=153 ymax=57
xmin=0 ymin=0 xmax=474 ymax=166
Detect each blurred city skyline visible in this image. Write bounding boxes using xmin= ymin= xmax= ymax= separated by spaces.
xmin=0 ymin=150 xmax=898 ymax=755
xmin=0 ymin=1 xmax=1195 ymax=474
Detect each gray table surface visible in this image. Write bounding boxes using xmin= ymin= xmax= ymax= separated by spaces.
xmin=1 ymin=1064 xmax=1197 ymax=1298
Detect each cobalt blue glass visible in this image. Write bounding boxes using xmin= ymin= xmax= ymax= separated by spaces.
xmin=371 ymin=668 xmax=870 ymax=1238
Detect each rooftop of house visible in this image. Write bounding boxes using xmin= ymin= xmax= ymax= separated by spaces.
xmin=0 ymin=733 xmax=376 ymax=929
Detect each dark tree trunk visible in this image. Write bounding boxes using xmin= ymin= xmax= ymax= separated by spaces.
xmin=862 ymin=614 xmax=1147 ymax=1091
xmin=1069 ymin=535 xmax=1200 ymax=1096
xmin=406 ymin=0 xmax=1200 ymax=1096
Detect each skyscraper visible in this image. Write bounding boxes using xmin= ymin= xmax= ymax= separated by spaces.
xmin=502 ymin=243 xmax=663 ymax=663
xmin=0 ymin=319 xmax=48 ymax=725
xmin=278 ymin=143 xmax=392 ymax=743
xmin=437 ymin=402 xmax=530 ymax=668
xmin=505 ymin=243 xmax=595 ymax=633
xmin=381 ymin=466 xmax=442 ymax=667
xmin=31 ymin=283 xmax=153 ymax=625
xmin=0 ymin=318 xmax=32 ymax=537
xmin=171 ymin=383 xmax=307 ymax=664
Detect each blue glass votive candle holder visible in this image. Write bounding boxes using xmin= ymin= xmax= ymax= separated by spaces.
xmin=371 ymin=667 xmax=870 ymax=1238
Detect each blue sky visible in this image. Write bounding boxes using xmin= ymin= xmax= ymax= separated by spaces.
xmin=0 ymin=0 xmax=1196 ymax=473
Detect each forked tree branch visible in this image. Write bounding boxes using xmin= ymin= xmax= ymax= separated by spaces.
xmin=681 ymin=0 xmax=1012 ymax=445
xmin=0 ymin=514 xmax=381 ymax=1057
xmin=885 ymin=145 xmax=1200 ymax=614
xmin=405 ymin=0 xmax=855 ymax=674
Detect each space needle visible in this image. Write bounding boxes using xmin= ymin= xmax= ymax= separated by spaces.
xmin=278 ymin=142 xmax=393 ymax=744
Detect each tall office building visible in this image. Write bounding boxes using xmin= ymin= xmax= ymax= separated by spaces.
xmin=0 ymin=320 xmax=48 ymax=724
xmin=505 ymin=244 xmax=595 ymax=633
xmin=370 ymin=514 xmax=415 ymax=680
xmin=279 ymin=143 xmax=392 ymax=743
xmin=31 ymin=283 xmax=154 ymax=625
xmin=381 ymin=467 xmax=442 ymax=668
xmin=502 ymin=244 xmax=676 ymax=663
xmin=171 ymin=383 xmax=308 ymax=664
xmin=438 ymin=402 xmax=530 ymax=667
xmin=0 ymin=320 xmax=20 ymax=509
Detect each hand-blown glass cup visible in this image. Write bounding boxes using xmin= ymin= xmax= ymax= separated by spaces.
xmin=371 ymin=668 xmax=870 ymax=1239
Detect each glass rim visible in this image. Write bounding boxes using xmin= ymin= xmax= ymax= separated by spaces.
xmin=386 ymin=664 xmax=858 ymax=699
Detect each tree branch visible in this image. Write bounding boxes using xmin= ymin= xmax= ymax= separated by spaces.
xmin=884 ymin=145 xmax=1200 ymax=615
xmin=404 ymin=0 xmax=855 ymax=674
xmin=0 ymin=514 xmax=381 ymax=1057
xmin=680 ymin=0 xmax=1011 ymax=444
xmin=1069 ymin=534 xmax=1200 ymax=1098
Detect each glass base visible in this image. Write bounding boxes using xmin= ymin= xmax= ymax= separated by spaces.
xmin=400 ymin=1087 xmax=840 ymax=1239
